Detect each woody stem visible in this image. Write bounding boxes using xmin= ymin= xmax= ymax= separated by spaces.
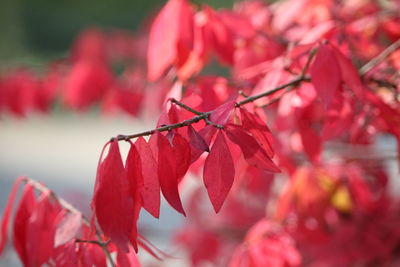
xmin=114 ymin=38 xmax=399 ymax=142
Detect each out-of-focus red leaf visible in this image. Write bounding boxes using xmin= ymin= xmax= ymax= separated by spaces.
xmin=272 ymin=0 xmax=307 ymax=32
xmin=78 ymin=242 xmax=107 ymax=267
xmin=0 ymin=176 xmax=25 ymax=255
xmin=13 ymin=184 xmax=37 ymax=267
xmin=71 ymin=28 xmax=106 ymax=62
xmin=206 ymin=8 xmax=235 ymax=65
xmin=240 ymin=108 xmax=274 ymax=158
xmin=26 ymin=191 xmax=62 ymax=266
xmin=92 ymin=140 xmax=134 ymax=252
xmin=230 ymin=220 xmax=302 ymax=267
xmin=157 ymin=132 xmax=186 ymax=215
xmin=52 ymin=240 xmax=79 ymax=267
xmin=218 ymin=10 xmax=256 ymax=39
xmin=135 ymin=136 xmax=160 ymax=219
xmin=116 ymin=246 xmax=141 ymax=267
xmin=54 ymin=211 xmax=82 ymax=247
xmin=332 ymin=45 xmax=364 ymax=99
xmin=203 ymin=131 xmax=235 ymax=213
xmin=147 ymin=0 xmax=193 ymax=81
xmin=64 ymin=60 xmax=113 ymax=110
xmin=321 ymin=92 xmax=353 ymax=140
xmin=310 ymin=44 xmax=341 ymax=107
xmin=102 ymin=84 xmax=143 ymax=116
xmin=298 ymin=121 xmax=321 ymax=163
xmin=177 ymin=11 xmax=207 ymax=80
xmin=225 ymin=125 xmax=280 ymax=172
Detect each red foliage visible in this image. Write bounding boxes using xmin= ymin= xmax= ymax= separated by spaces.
xmin=1 ymin=0 xmax=400 ymax=266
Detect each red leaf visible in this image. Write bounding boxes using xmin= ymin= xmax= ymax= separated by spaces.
xmin=190 ymin=125 xmax=217 ymax=162
xmin=310 ymin=44 xmax=341 ymax=107
xmin=125 ymin=143 xmax=144 ymax=251
xmin=64 ymin=60 xmax=113 ymax=110
xmin=13 ymin=184 xmax=37 ymax=267
xmin=187 ymin=125 xmax=209 ymax=152
xmin=299 ymin=121 xmax=321 ymax=163
xmin=92 ymin=140 xmax=135 ymax=252
xmin=116 ymin=247 xmax=140 ymax=267
xmin=206 ymin=8 xmax=235 ymax=65
xmin=198 ymin=125 xmax=218 ymax=145
xmin=78 ymin=241 xmax=107 ymax=267
xmin=172 ymin=132 xmax=192 ymax=182
xmin=321 ymin=92 xmax=353 ymax=140
xmin=225 ymin=125 xmax=280 ymax=173
xmin=147 ymin=0 xmax=193 ymax=81
xmin=26 ymin=191 xmax=62 ymax=266
xmin=177 ymin=13 xmax=207 ymax=80
xmin=52 ymin=240 xmax=79 ymax=267
xmin=209 ymin=100 xmax=236 ymax=125
xmin=135 ymin=136 xmax=160 ymax=218
xmin=332 ymin=45 xmax=364 ymax=99
xmin=54 ymin=211 xmax=82 ymax=247
xmin=203 ymin=131 xmax=235 ymax=213
xmin=240 ymin=108 xmax=274 ymax=158
xmin=148 ymin=132 xmax=159 ymax=159
xmin=157 ymin=132 xmax=186 ymax=215
xmin=0 ymin=176 xmax=25 ymax=255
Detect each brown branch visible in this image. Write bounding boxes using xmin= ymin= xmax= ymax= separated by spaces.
xmin=114 ymin=75 xmax=309 ymax=141
xmin=114 ymin=73 xmax=312 ymax=142
xmin=114 ymin=112 xmax=210 ymax=141
xmin=238 ymin=90 xmax=249 ymax=98
xmin=22 ymin=177 xmax=116 ymax=267
xmin=234 ymin=75 xmax=310 ymax=107
xmin=170 ymin=98 xmax=203 ymax=115
xmin=114 ymin=39 xmax=397 ymax=142
xmin=359 ymin=38 xmax=400 ymax=76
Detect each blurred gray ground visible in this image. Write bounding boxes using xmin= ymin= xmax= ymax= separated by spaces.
xmin=0 ymin=113 xmax=187 ymax=266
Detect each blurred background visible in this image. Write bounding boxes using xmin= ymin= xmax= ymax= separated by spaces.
xmin=0 ymin=0 xmax=236 ymax=266
xmin=0 ymin=0 xmax=236 ymax=65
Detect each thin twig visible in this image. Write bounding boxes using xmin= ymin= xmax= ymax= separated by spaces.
xmin=301 ymin=47 xmax=318 ymax=77
xmin=170 ymin=98 xmax=203 ymax=115
xmin=114 ymin=75 xmax=311 ymax=141
xmin=238 ymin=90 xmax=249 ymax=98
xmin=359 ymin=38 xmax=400 ymax=75
xmin=115 ymin=113 xmax=210 ymax=141
xmin=113 ymin=39 xmax=398 ymax=142
xmin=235 ymin=75 xmax=310 ymax=107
